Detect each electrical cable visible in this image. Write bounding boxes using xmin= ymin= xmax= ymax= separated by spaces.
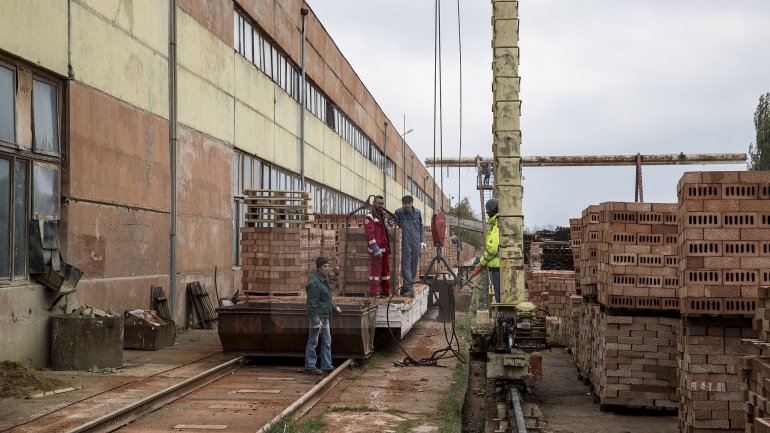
xmin=456 ymin=0 xmax=463 ymax=209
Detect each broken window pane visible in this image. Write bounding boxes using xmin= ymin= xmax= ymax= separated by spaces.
xmin=14 ymin=160 xmax=26 ymax=277
xmin=0 ymin=66 xmax=13 ymax=144
xmin=0 ymin=158 xmax=10 ymax=278
xmin=33 ymin=162 xmax=59 ymax=218
xmin=33 ymin=80 xmax=59 ymax=154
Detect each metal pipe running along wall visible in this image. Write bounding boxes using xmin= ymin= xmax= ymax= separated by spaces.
xmin=425 ymin=153 xmax=747 ymax=168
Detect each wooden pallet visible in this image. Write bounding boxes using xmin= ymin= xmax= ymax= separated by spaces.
xmin=151 ymin=286 xmax=172 ymax=322
xmin=186 ymin=282 xmax=218 ymax=329
xmin=243 ymin=189 xmax=313 ymax=226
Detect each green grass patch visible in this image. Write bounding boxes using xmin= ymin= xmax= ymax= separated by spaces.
xmin=327 ymin=405 xmax=379 ymax=412
xmin=395 ymin=419 xmax=415 ymax=433
xmin=361 ymin=351 xmax=384 ymax=371
xmin=435 ymin=313 xmax=471 ymax=433
xmin=262 ymin=416 xmax=325 ymax=433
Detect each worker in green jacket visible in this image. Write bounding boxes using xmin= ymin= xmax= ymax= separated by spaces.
xmin=478 ymin=198 xmax=501 ymax=302
xmin=305 ymin=256 xmax=341 ymax=375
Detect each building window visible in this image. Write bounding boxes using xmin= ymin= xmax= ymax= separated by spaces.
xmin=32 ymin=79 xmax=59 ymax=154
xmin=0 ymin=55 xmax=62 ymax=280
xmin=0 ymin=65 xmax=14 ymax=145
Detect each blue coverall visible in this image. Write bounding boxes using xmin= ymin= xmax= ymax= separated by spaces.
xmin=395 ymin=207 xmax=424 ymax=295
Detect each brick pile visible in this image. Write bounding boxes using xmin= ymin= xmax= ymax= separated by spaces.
xmin=595 ymin=201 xmax=680 ymax=311
xmin=567 ymin=294 xmax=582 ymax=353
xmin=588 ymin=311 xmax=679 ymax=410
xmin=742 ymin=353 xmax=770 ymax=433
xmin=579 ymin=205 xmax=601 ymax=298
xmin=679 ymin=316 xmax=757 ymax=432
xmin=530 ymin=242 xmax=543 ymax=270
xmin=240 ymin=227 xmax=315 ymax=294
xmin=570 ymin=202 xmax=683 ymax=412
xmin=676 ymin=171 xmax=770 ymax=433
xmin=569 ymin=217 xmax=582 ymax=294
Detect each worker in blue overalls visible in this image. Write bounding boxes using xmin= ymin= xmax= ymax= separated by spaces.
xmin=394 ymin=195 xmax=426 ymax=298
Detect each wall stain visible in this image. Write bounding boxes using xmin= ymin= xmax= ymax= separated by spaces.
xmin=145 ymin=124 xmax=154 ymax=188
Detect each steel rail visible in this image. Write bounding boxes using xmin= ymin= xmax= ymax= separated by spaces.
xmin=65 ymin=356 xmax=245 ymax=433
xmin=425 ymin=153 xmax=747 ymax=167
xmin=509 ymin=387 xmax=528 ymax=433
xmin=256 ymin=358 xmax=354 ymax=433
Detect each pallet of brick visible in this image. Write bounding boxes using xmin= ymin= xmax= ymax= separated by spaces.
xmin=676 ymin=171 xmax=770 ymax=316
xmin=589 ymin=310 xmax=679 ymax=411
xmin=742 ymin=355 xmax=770 ymax=433
xmin=240 ymin=227 xmax=313 ymax=295
xmin=570 ymin=217 xmax=583 ymax=294
xmin=678 ymin=316 xmax=759 ymax=433
xmin=339 ymin=227 xmax=401 ymax=294
xmin=595 ymin=201 xmax=680 ymax=311
xmin=527 ymin=270 xmax=574 ymax=304
xmin=567 ymin=295 xmax=583 ymax=354
xmin=579 ymin=205 xmax=601 ymax=298
xmin=576 ymin=300 xmax=600 ymax=382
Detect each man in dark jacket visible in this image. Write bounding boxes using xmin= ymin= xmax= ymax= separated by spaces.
xmin=395 ymin=195 xmax=426 ymax=297
xmin=305 ymin=256 xmax=341 ymax=375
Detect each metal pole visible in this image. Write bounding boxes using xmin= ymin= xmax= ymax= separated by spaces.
xmin=300 ymin=8 xmax=308 ymax=190
xmin=168 ymin=0 xmax=177 ymax=319
xmin=383 ymin=122 xmax=388 ymax=207
xmin=402 ymin=114 xmax=406 ymax=197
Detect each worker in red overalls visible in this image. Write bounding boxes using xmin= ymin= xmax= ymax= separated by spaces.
xmin=364 ymin=195 xmax=393 ymax=298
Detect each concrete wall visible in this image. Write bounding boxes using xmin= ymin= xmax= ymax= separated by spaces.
xmin=0 ymin=0 xmax=448 ymax=367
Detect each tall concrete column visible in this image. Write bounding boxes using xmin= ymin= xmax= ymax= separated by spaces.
xmin=492 ymin=0 xmax=525 ymax=304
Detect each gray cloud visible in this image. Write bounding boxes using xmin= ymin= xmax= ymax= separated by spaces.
xmin=310 ymin=0 xmax=769 ymax=225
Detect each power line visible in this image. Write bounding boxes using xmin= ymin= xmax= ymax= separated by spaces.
xmin=456 ymin=0 xmax=463 ymax=208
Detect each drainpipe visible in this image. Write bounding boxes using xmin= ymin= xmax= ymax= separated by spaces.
xmin=383 ymin=122 xmax=388 ymax=206
xmin=168 ymin=0 xmax=178 ymax=319
xmin=402 ymin=114 xmax=406 ymax=197
xmin=300 ymin=8 xmax=308 ymax=189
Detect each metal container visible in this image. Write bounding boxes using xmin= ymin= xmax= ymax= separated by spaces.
xmin=217 ymin=302 xmax=377 ymax=359
xmin=50 ymin=315 xmax=124 ymax=370
xmin=123 ymin=311 xmax=176 ymax=350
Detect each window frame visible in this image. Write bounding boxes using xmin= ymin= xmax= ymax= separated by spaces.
xmin=30 ymin=74 xmax=61 ymax=157
xmin=0 ymin=59 xmax=17 ymax=148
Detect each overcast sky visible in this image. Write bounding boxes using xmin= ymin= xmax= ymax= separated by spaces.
xmin=310 ymin=1 xmax=770 ymax=227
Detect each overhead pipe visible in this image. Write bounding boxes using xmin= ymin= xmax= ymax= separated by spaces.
xmin=425 ymin=153 xmax=748 ymax=168
xmin=168 ymin=0 xmax=177 ymax=318
xmin=300 ymin=8 xmax=308 ymax=189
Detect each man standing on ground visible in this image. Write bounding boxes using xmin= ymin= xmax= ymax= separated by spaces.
xmin=305 ymin=256 xmax=341 ymax=375
xmin=474 ymin=198 xmax=500 ymax=302
xmin=395 ymin=195 xmax=426 ymax=297
xmin=364 ymin=195 xmax=393 ymax=298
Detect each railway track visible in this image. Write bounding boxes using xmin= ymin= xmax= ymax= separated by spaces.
xmin=3 ymin=356 xmax=352 ymax=433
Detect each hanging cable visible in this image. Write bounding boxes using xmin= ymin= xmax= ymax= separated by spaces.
xmin=432 ymin=0 xmax=438 ymax=194
xmin=437 ymin=0 xmax=445 ymax=203
xmin=456 ymin=0 xmax=463 ymax=209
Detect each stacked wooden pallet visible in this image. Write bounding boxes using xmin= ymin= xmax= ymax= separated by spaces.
xmin=243 ymin=189 xmax=313 ymax=226
xmin=742 ymin=352 xmax=770 ymax=433
xmin=676 ymin=171 xmax=767 ymax=433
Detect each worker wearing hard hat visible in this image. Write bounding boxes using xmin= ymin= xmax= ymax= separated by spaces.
xmin=473 ymin=198 xmax=501 ymax=302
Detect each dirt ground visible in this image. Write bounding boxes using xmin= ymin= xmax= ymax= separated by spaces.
xmin=529 ymin=349 xmax=678 ymax=433
xmin=0 ymin=361 xmax=70 ymax=398
xmin=307 ymin=307 xmax=467 ymax=433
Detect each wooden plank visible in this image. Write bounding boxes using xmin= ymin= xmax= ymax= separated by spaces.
xmin=172 ymin=425 xmax=228 ymax=430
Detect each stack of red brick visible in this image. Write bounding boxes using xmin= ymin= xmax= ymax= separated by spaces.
xmin=676 ymin=171 xmax=767 ymax=433
xmin=743 ymin=290 xmax=770 ymax=432
xmin=596 ymin=202 xmax=680 ymax=311
xmin=569 ymin=218 xmax=582 ymax=294
xmin=241 ymin=227 xmax=333 ymax=294
xmin=570 ymin=202 xmax=682 ymax=411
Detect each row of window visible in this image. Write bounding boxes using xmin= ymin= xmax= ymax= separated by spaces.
xmin=233 ymin=9 xmax=399 ymax=184
xmin=0 ymin=58 xmax=62 ymax=280
xmin=407 ymin=176 xmax=434 ymax=209
xmin=232 ymin=150 xmax=366 ymax=265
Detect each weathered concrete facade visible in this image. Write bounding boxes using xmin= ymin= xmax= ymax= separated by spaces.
xmin=0 ymin=0 xmax=447 ymax=367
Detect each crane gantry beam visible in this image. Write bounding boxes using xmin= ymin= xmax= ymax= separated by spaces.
xmin=425 ymin=153 xmax=747 ymax=168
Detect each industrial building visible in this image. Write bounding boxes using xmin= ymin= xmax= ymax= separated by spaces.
xmin=0 ymin=0 xmax=448 ymax=367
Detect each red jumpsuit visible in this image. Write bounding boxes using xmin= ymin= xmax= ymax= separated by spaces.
xmin=363 ymin=208 xmax=391 ymax=297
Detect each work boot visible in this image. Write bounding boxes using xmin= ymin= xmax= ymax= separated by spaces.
xmin=322 ymin=368 xmax=335 ymax=374
xmin=304 ymin=368 xmax=322 ymax=375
